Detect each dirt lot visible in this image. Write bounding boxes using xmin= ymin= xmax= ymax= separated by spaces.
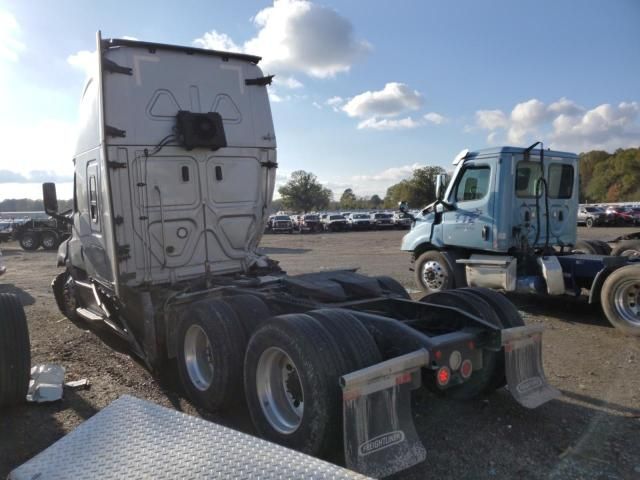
xmin=1 ymin=227 xmax=639 ymax=479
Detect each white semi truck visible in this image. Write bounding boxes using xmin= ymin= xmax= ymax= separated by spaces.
xmin=41 ymin=33 xmax=559 ymax=477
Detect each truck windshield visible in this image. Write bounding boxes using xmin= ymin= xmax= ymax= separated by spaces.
xmin=547 ymin=164 xmax=574 ymax=199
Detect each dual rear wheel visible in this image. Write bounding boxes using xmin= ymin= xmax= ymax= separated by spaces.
xmin=176 ymin=300 xmax=381 ymax=456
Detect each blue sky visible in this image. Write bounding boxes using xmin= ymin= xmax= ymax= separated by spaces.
xmin=0 ymin=0 xmax=638 ymax=200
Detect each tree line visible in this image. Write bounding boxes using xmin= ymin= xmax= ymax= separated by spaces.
xmin=579 ymin=147 xmax=640 ymax=203
xmin=0 ymin=198 xmax=73 ymax=213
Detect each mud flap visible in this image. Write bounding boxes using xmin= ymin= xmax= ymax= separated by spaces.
xmin=340 ymin=349 xmax=429 ymax=478
xmin=502 ymin=325 xmax=560 ymax=408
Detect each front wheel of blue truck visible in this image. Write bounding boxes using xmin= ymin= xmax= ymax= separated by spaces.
xmin=600 ymin=264 xmax=640 ymax=336
xmin=414 ymin=250 xmax=455 ymax=293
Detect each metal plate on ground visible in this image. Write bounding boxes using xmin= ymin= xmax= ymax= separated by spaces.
xmin=9 ymin=395 xmax=370 ymax=480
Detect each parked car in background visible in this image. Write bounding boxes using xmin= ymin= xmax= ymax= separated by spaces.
xmin=371 ymin=212 xmax=394 ymax=229
xmin=323 ymin=214 xmax=348 ymax=232
xmin=577 ymin=206 xmax=608 ymax=228
xmin=296 ymin=214 xmax=322 ymax=233
xmin=393 ymin=212 xmax=412 ymax=229
xmin=628 ymin=207 xmax=640 ymax=225
xmin=268 ymin=215 xmax=294 ymax=233
xmin=605 ymin=206 xmax=635 ymax=225
xmin=347 ymin=213 xmax=371 ymax=230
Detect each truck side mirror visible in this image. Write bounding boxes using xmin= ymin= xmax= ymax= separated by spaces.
xmin=43 ymin=182 xmax=59 ymax=215
xmin=435 ymin=174 xmax=448 ymax=200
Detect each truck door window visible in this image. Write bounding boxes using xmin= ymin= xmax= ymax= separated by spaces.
xmin=89 ymin=175 xmax=98 ymax=222
xmin=455 ymin=167 xmax=490 ymax=202
xmin=548 ymin=164 xmax=574 ymax=199
xmin=515 ymin=161 xmax=542 ymax=198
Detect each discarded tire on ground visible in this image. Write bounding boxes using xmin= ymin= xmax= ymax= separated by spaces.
xmin=420 ymin=289 xmax=502 ymax=399
xmin=244 ymin=313 xmax=347 ymax=456
xmin=600 ymin=264 xmax=640 ymax=336
xmin=176 ymin=299 xmax=246 ymax=411
xmin=0 ymin=293 xmax=31 ymax=408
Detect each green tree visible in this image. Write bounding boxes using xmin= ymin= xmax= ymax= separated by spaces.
xmin=369 ymin=194 xmax=383 ymax=209
xmin=339 ymin=188 xmax=357 ymax=209
xmin=383 ymin=165 xmax=446 ymax=208
xmin=278 ymin=170 xmax=332 ymax=212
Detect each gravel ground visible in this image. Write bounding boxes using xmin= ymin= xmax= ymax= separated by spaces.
xmin=1 ymin=227 xmax=639 ymax=479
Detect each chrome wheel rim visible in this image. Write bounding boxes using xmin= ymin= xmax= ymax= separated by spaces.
xmin=613 ymin=279 xmax=640 ymax=327
xmin=422 ymin=260 xmax=447 ymax=291
xmin=23 ymin=237 xmax=34 ymax=248
xmin=184 ymin=324 xmax=214 ymax=391
xmin=256 ymin=347 xmax=304 ymax=434
xmin=43 ymin=236 xmax=55 ymax=248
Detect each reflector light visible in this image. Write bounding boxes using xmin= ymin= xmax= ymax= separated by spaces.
xmin=437 ymin=367 xmax=450 ymax=386
xmin=449 ymin=350 xmax=462 ymax=371
xmin=434 ymin=350 xmax=442 ymax=361
xmin=460 ymin=359 xmax=473 ymax=379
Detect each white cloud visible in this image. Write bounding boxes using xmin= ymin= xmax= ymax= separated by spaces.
xmin=424 ymin=112 xmax=447 ymax=125
xmin=325 ymin=96 xmax=344 ymax=112
xmin=551 ymin=101 xmax=640 ymax=152
xmin=0 ymin=11 xmax=25 ymax=62
xmin=475 ymin=109 xmax=509 ymax=130
xmin=342 ymin=82 xmax=423 ymax=118
xmin=272 ymin=76 xmax=303 ymax=89
xmin=67 ymin=50 xmax=96 ymax=78
xmin=193 ymin=31 xmax=240 ymax=52
xmin=312 ymin=101 xmax=322 ymax=109
xmin=194 ymin=0 xmax=370 ymax=79
xmin=357 ymin=116 xmax=421 ymax=130
xmin=475 ymin=98 xmax=640 ymax=152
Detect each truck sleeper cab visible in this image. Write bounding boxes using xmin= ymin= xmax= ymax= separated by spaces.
xmin=43 ymin=35 xmax=560 ymax=478
xmin=402 ymin=145 xmax=640 ymax=336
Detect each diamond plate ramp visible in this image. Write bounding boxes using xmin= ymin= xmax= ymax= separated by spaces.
xmin=10 ymin=395 xmax=370 ymax=480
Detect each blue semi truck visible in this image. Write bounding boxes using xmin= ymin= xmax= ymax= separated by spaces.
xmin=401 ymin=143 xmax=640 ymax=336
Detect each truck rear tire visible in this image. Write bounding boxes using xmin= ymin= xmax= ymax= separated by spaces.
xmin=222 ymin=294 xmax=270 ymax=337
xmin=374 ymin=275 xmax=411 ymax=299
xmin=460 ymin=288 xmax=525 ymax=389
xmin=420 ymin=289 xmax=502 ymax=399
xmin=611 ymin=240 xmax=640 ymax=259
xmin=600 ymin=264 xmax=640 ymax=336
xmin=306 ymin=309 xmax=382 ymax=371
xmin=0 ymin=293 xmax=31 ymax=408
xmin=176 ymin=299 xmax=246 ymax=411
xmin=414 ymin=250 xmax=455 ymax=293
xmin=244 ymin=313 xmax=347 ymax=456
xmin=40 ymin=231 xmax=59 ymax=250
xmin=19 ymin=232 xmax=39 ymax=251
xmin=573 ymin=239 xmax=603 ymax=255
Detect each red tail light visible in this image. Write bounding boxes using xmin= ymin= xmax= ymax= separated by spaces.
xmin=437 ymin=366 xmax=451 ymax=386
xmin=460 ymin=359 xmax=473 ymax=379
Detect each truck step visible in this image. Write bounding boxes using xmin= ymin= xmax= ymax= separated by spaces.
xmin=75 ymin=307 xmax=104 ymax=322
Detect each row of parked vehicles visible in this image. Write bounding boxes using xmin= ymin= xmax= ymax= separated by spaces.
xmin=266 ymin=211 xmax=413 ymax=233
xmin=0 ymin=214 xmax=71 ymax=251
xmin=578 ymin=204 xmax=640 ymax=227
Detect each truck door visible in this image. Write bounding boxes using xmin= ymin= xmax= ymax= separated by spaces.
xmin=442 ymin=160 xmax=495 ymax=250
